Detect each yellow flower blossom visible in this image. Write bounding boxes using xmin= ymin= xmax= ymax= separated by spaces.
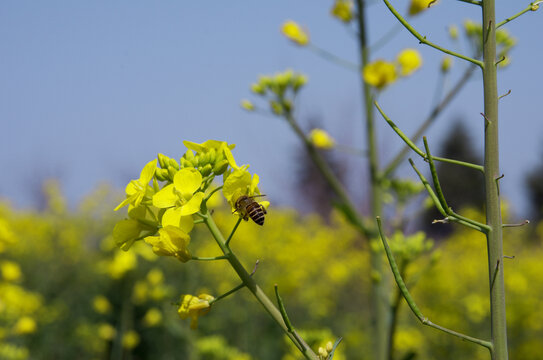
xmin=97 ymin=323 xmax=116 ymax=341
xmin=122 ymin=330 xmax=140 ymax=349
xmin=144 ymin=226 xmax=191 ymax=262
xmin=0 ymin=261 xmax=22 ymax=282
xmin=13 ymin=316 xmax=37 ymax=335
xmin=178 ymin=293 xmax=214 ymax=329
xmin=331 ymin=0 xmax=354 ymax=23
xmin=397 ymin=49 xmax=422 ymax=76
xmin=363 ymin=60 xmax=397 ymax=89
xmin=409 ymin=0 xmax=437 ymax=16
xmin=143 ymin=308 xmax=162 ymax=327
xmin=308 ymin=129 xmax=336 ymax=150
xmin=281 ymin=20 xmax=309 ymax=46
xmin=92 ymin=295 xmax=112 ymax=315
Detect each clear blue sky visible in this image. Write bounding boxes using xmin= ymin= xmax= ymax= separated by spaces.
xmin=1 ymin=1 xmax=541 ymax=218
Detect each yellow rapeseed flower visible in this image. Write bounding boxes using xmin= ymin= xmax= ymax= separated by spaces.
xmin=363 ymin=60 xmax=397 ymax=90
xmin=281 ymin=20 xmax=309 ymax=46
xmin=13 ymin=316 xmax=37 ymax=335
xmin=397 ymin=49 xmax=422 ymax=76
xmin=178 ymin=293 xmax=214 ymax=329
xmin=92 ymin=295 xmax=112 ymax=315
xmin=122 ymin=330 xmax=140 ymax=349
xmin=144 ymin=226 xmax=191 ymax=263
xmin=331 ymin=0 xmax=354 ymax=23
xmin=409 ymin=0 xmax=437 ymax=16
xmin=0 ymin=261 xmax=22 ymax=282
xmin=143 ymin=308 xmax=163 ymax=327
xmin=308 ymin=129 xmax=336 ymax=150
xmin=97 ymin=323 xmax=116 ymax=341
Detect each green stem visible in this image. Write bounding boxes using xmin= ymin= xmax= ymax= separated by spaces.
xmin=209 ymin=283 xmax=245 ymax=304
xmin=355 ymin=1 xmax=390 ymax=359
xmin=225 ymin=217 xmax=243 ymax=247
xmin=496 ymin=2 xmax=541 ymax=28
xmin=458 ymin=0 xmax=483 ymax=5
xmin=307 ymin=43 xmax=360 ymax=71
xmin=482 ymin=0 xmax=508 ymax=358
xmin=376 ymin=217 xmax=494 ymax=351
xmin=203 ymin=212 xmax=319 ymax=360
xmin=191 ymin=255 xmax=229 ymax=261
xmin=381 ymin=0 xmax=484 ymax=68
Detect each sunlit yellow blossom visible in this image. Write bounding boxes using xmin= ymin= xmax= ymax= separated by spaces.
xmin=397 ymin=49 xmax=422 ymax=76
xmin=144 ymin=226 xmax=191 ymax=262
xmin=240 ymin=99 xmax=255 ymax=111
xmin=97 ymin=323 xmax=116 ymax=341
xmin=281 ymin=20 xmax=309 ymax=46
xmin=143 ymin=308 xmax=163 ymax=327
xmin=13 ymin=316 xmax=37 ymax=335
xmin=122 ymin=330 xmax=140 ymax=349
xmin=92 ymin=295 xmax=112 ymax=315
xmin=0 ymin=261 xmax=22 ymax=282
xmin=178 ymin=294 xmax=214 ymax=329
xmin=222 ymin=167 xmax=267 ymax=213
xmin=114 ymin=160 xmax=156 ymax=211
xmin=331 ymin=0 xmax=354 ymax=23
xmin=308 ymin=129 xmax=336 ymax=150
xmin=363 ymin=60 xmax=397 ymax=89
xmin=409 ymin=0 xmax=437 ymax=16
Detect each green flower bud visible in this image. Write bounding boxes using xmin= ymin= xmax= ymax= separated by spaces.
xmin=169 ymin=158 xmax=180 ymax=170
xmin=441 ymin=56 xmax=453 ymax=73
xmin=157 ymin=153 xmax=169 ymax=169
xmin=181 ymin=158 xmax=192 ymax=168
xmin=283 ymin=99 xmax=293 ymax=113
xmin=270 ymin=101 xmax=284 ymax=115
xmin=251 ymin=83 xmax=265 ymax=95
xmin=184 ymin=149 xmax=195 ymax=161
xmin=292 ymin=74 xmax=308 ymax=92
xmin=193 ymin=155 xmax=201 ymax=167
xmin=215 ymin=150 xmax=225 ymax=163
xmin=200 ymin=164 xmax=213 ymax=177
xmin=212 ymin=159 xmax=229 ymax=175
xmin=155 ymin=168 xmax=168 ymax=181
xmin=208 ymin=148 xmax=216 ymax=164
xmin=448 ymin=25 xmax=459 ymax=40
xmin=167 ymin=166 xmax=177 ymax=179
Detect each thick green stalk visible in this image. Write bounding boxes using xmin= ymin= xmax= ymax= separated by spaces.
xmin=355 ymin=1 xmax=390 ymax=359
xmin=481 ymin=1 xmax=508 ymax=358
xmin=202 ymin=212 xmax=319 ymax=360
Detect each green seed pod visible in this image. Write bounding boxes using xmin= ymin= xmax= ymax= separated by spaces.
xmin=212 ymin=159 xmax=229 ymax=175
xmin=169 ymin=158 xmax=180 ymax=170
xmin=200 ymin=163 xmax=213 ymax=177
xmin=167 ymin=166 xmax=177 ymax=179
xmin=157 ymin=153 xmax=169 ymax=169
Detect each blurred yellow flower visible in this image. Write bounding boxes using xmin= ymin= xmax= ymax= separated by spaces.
xmin=92 ymin=295 xmax=112 ymax=315
xmin=0 ymin=261 xmax=22 ymax=282
xmin=97 ymin=323 xmax=116 ymax=341
xmin=13 ymin=316 xmax=37 ymax=335
xmin=281 ymin=20 xmax=309 ymax=46
xmin=409 ymin=0 xmax=437 ymax=16
xmin=178 ymin=293 xmax=214 ymax=329
xmin=331 ymin=0 xmax=354 ymax=23
xmin=122 ymin=330 xmax=140 ymax=349
xmin=146 ymin=268 xmax=164 ymax=286
xmin=396 ymin=49 xmax=422 ymax=76
xmin=308 ymin=129 xmax=336 ymax=150
xmin=448 ymin=24 xmax=459 ymax=40
xmin=440 ymin=56 xmax=453 ymax=73
xmin=363 ymin=60 xmax=397 ymax=89
xmin=143 ymin=308 xmax=163 ymax=327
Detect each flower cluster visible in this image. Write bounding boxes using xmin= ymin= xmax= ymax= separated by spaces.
xmin=113 ymin=140 xmax=267 ymax=260
xmin=246 ymin=69 xmax=308 ymax=116
xmin=363 ymin=49 xmax=423 ymax=90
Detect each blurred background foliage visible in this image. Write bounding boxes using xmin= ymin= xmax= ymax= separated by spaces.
xmin=1 ymin=179 xmax=542 ymax=359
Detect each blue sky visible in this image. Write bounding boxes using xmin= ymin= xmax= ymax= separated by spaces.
xmin=1 ymin=1 xmax=542 ymax=218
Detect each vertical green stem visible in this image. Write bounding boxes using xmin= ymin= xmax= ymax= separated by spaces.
xmin=355 ymin=1 xmax=390 ymax=359
xmin=203 ymin=212 xmax=319 ymax=360
xmin=481 ymin=1 xmax=508 ymax=359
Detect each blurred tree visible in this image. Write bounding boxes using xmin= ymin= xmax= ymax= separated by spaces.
xmin=420 ymin=120 xmax=485 ymax=237
xmin=525 ymin=149 xmax=543 ymax=223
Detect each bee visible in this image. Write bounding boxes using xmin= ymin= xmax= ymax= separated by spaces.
xmin=234 ymin=195 xmax=267 ymax=226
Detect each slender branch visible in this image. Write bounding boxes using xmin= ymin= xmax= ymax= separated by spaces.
xmin=502 ymin=220 xmax=530 ymax=228
xmin=275 ymin=284 xmax=306 ymax=351
xmin=383 ymin=65 xmax=478 ymax=176
xmin=381 ymin=0 xmax=484 ymax=68
xmin=205 ymin=185 xmax=223 ymax=202
xmin=376 ymin=217 xmax=494 ymax=351
xmin=203 ymin=212 xmax=319 ymax=360
xmin=423 ymin=138 xmax=450 ymax=211
xmin=457 ymin=0 xmax=483 ymax=5
xmin=375 ymin=101 xmax=485 ymax=173
xmin=496 ymin=2 xmax=541 ymax=29
xmin=225 ymin=217 xmax=243 ymax=247
xmin=209 ymin=283 xmax=245 ymax=304
xmin=369 ymin=22 xmax=403 ymax=52
xmin=307 ymin=43 xmax=360 ymax=71
xmin=191 ymin=255 xmax=229 ymax=261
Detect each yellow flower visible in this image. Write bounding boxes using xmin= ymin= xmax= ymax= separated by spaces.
xmin=144 ymin=226 xmax=191 ymax=262
xmin=331 ymin=0 xmax=354 ymax=23
xmin=396 ymin=49 xmax=422 ymax=76
xmin=409 ymin=0 xmax=437 ymax=15
xmin=13 ymin=316 xmax=37 ymax=335
xmin=178 ymin=293 xmax=214 ymax=329
xmin=122 ymin=330 xmax=140 ymax=349
xmin=281 ymin=20 xmax=309 ymax=46
xmin=97 ymin=323 xmax=116 ymax=341
xmin=0 ymin=261 xmax=22 ymax=282
xmin=308 ymin=129 xmax=335 ymax=150
xmin=92 ymin=295 xmax=112 ymax=315
xmin=143 ymin=308 xmax=163 ymax=327
xmin=363 ymin=60 xmax=397 ymax=90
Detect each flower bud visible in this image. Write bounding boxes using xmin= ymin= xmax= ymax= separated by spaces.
xmin=440 ymin=56 xmax=453 ymax=73
xmin=169 ymin=158 xmax=180 ymax=170
xmin=292 ymin=74 xmax=308 ymax=92
xmin=270 ymin=101 xmax=284 ymax=115
xmin=157 ymin=153 xmax=169 ymax=169
xmin=155 ymin=168 xmax=168 ymax=182
xmin=251 ymin=83 xmax=265 ymax=95
xmin=208 ymin=148 xmax=216 ymax=164
xmin=200 ymin=164 xmax=213 ymax=177
xmin=325 ymin=341 xmax=334 ymax=352
xmin=240 ymin=99 xmax=255 ymax=111
xmin=167 ymin=166 xmax=177 ymax=179
xmin=448 ymin=25 xmax=459 ymax=40
xmin=213 ymin=159 xmax=229 ymax=175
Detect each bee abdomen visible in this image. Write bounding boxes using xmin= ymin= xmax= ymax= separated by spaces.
xmin=247 ymin=203 xmax=265 ymax=225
